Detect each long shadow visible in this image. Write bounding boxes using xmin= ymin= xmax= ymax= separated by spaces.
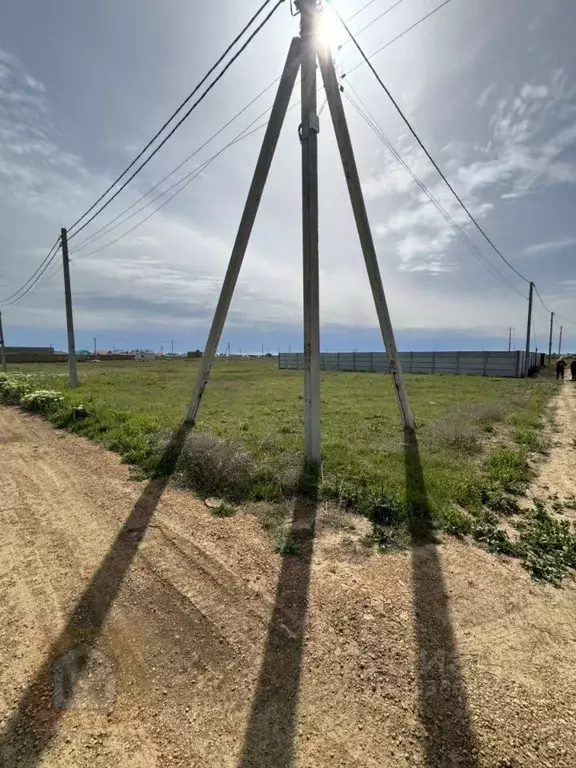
xmin=238 ymin=466 xmax=319 ymax=768
xmin=0 ymin=421 xmax=192 ymax=768
xmin=404 ymin=427 xmax=479 ymax=767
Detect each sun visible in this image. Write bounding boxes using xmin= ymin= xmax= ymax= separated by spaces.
xmin=315 ymin=8 xmax=344 ymax=49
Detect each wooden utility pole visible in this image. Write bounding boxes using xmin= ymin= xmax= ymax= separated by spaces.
xmin=548 ymin=312 xmax=554 ymax=363
xmin=185 ymin=3 xmax=414 ymax=459
xmin=300 ymin=0 xmax=321 ymax=464
xmin=318 ymin=44 xmax=414 ymax=428
xmin=559 ymin=325 xmax=563 ymax=356
xmin=61 ymin=228 xmax=78 ymax=388
xmin=185 ymin=37 xmax=301 ymax=425
xmin=508 ymin=326 xmax=512 ymax=352
xmin=524 ymin=281 xmax=534 ymax=377
xmin=0 ymin=311 xmax=7 ymax=372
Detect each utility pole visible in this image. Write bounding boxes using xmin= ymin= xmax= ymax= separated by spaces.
xmin=300 ymin=0 xmax=321 ymax=465
xmin=184 ymin=3 xmax=414 ymax=455
xmin=61 ymin=228 xmax=78 ymax=388
xmin=508 ymin=326 xmax=513 ymax=352
xmin=524 ymin=281 xmax=534 ymax=377
xmin=548 ymin=312 xmax=554 ymax=363
xmin=559 ymin=325 xmax=563 ymax=356
xmin=171 ymin=340 xmax=174 ymax=355
xmin=317 ymin=45 xmax=414 ymax=427
xmin=0 ymin=311 xmax=7 ymax=372
xmin=93 ymin=337 xmax=97 ymax=357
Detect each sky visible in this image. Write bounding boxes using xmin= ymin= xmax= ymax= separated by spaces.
xmin=0 ymin=0 xmax=575 ymax=354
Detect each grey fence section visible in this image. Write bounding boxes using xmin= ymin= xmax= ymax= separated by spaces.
xmin=278 ymin=351 xmax=542 ymax=377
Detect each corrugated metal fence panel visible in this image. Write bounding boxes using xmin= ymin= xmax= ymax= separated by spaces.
xmin=279 ymin=351 xmax=536 ymax=377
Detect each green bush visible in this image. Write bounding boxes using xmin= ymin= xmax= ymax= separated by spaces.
xmin=0 ymin=373 xmax=38 ymax=403
xmin=20 ymin=390 xmax=64 ymax=413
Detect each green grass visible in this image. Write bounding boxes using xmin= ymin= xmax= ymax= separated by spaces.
xmin=1 ymin=359 xmax=560 ymax=572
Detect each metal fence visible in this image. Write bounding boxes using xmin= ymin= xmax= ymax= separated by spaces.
xmin=278 ymin=351 xmax=544 ymax=377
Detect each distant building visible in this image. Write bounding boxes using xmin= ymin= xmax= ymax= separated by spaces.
xmin=187 ymin=350 xmax=203 ymax=358
xmin=132 ymin=349 xmax=156 ymax=361
xmin=5 ymin=346 xmax=54 ymax=356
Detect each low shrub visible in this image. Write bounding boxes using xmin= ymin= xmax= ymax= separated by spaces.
xmin=175 ymin=432 xmax=263 ymax=500
xmin=426 ymin=420 xmax=482 ymax=456
xmin=20 ymin=390 xmax=63 ymax=413
xmin=0 ymin=373 xmax=37 ymax=404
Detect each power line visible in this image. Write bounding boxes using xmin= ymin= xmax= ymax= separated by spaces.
xmin=345 ymin=0 xmax=380 ymax=24
xmin=342 ymin=0 xmax=457 ymax=77
xmin=1 ymin=247 xmax=61 ymax=307
xmin=345 ymin=0 xmax=407 ymax=43
xmin=5 ymin=0 xmax=426 ymax=294
xmin=72 ymin=117 xmax=271 ymax=263
xmin=0 ymin=238 xmax=61 ymax=306
xmin=66 ymin=0 xmax=280 ymax=237
xmin=71 ymin=82 xmax=279 ymax=254
xmin=534 ymin=284 xmax=576 ymax=325
xmin=332 ymin=2 xmax=531 ymax=286
xmin=344 ymin=87 xmax=528 ymax=298
xmin=67 ymin=0 xmax=284 ymax=242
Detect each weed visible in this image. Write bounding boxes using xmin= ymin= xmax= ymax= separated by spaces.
xmin=275 ymin=532 xmax=300 ymax=556
xmin=426 ymin=420 xmax=482 ymax=456
xmin=485 ymin=447 xmax=532 ymax=495
xmin=210 ymin=500 xmax=236 ymax=518
xmin=472 ymin=522 xmax=519 ymax=557
xmin=515 ymin=503 xmax=576 ymax=585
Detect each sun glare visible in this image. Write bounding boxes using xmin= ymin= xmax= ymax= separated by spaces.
xmin=315 ymin=10 xmax=343 ymax=49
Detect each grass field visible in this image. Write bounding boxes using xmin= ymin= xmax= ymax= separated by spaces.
xmin=4 ymin=359 xmax=555 ymax=524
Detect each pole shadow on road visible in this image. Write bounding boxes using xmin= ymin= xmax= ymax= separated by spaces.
xmin=0 ymin=421 xmax=192 ymax=768
xmin=238 ymin=465 xmax=318 ymax=768
xmin=404 ymin=426 xmax=479 ymax=768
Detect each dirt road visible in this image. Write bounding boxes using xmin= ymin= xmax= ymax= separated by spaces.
xmin=1 ymin=400 xmax=576 ymax=767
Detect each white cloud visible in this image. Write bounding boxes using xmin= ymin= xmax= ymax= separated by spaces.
xmin=523 ymin=237 xmax=576 ymax=255
xmin=520 ymin=83 xmax=549 ymax=100
xmin=476 ymin=84 xmax=496 ymax=109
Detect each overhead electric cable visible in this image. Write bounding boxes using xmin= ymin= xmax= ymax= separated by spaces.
xmin=0 ymin=237 xmax=61 ymax=306
xmin=332 ymin=2 xmax=531 ymax=286
xmin=344 ymin=86 xmax=528 ymax=298
xmin=67 ymin=0 xmax=282 ymax=237
xmin=67 ymin=0 xmax=284 ymax=242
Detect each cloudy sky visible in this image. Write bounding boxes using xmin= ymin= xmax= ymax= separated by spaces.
xmin=1 ymin=0 xmax=575 ymax=353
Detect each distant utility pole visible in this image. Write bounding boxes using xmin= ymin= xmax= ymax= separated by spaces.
xmin=0 ymin=311 xmax=7 ymax=372
xmin=508 ymin=326 xmax=513 ymax=352
xmin=61 ymin=228 xmax=78 ymax=388
xmin=93 ymin=337 xmax=97 ymax=356
xmin=559 ymin=325 xmax=563 ymax=356
xmin=171 ymin=340 xmax=174 ymax=355
xmin=548 ymin=312 xmax=554 ymax=363
xmin=261 ymin=343 xmax=264 ymax=357
xmin=524 ymin=281 xmax=534 ymax=377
